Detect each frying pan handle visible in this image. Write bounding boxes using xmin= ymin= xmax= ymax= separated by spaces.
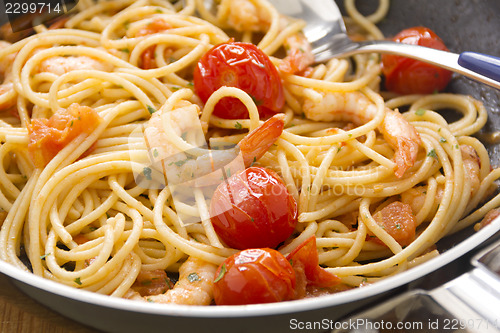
xmin=458 ymin=52 xmax=500 ymax=83
xmin=430 ymin=267 xmax=500 ymax=332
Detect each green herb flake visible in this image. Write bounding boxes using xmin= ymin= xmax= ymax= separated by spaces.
xmin=146 ymin=298 xmax=154 ymax=303
xmin=250 ymin=156 xmax=257 ymax=167
xmin=74 ymin=277 xmax=82 ymax=285
xmin=439 ymin=137 xmax=447 ymax=143
xmin=427 ymin=149 xmax=438 ymax=159
xmin=251 ymin=95 xmax=262 ymax=106
xmin=174 ymin=159 xmax=186 ymax=167
xmin=187 ymin=272 xmax=200 ymax=283
xmin=415 ymin=108 xmax=426 ymax=116
xmin=235 ymin=121 xmax=242 ymax=130
xmin=187 ymin=81 xmax=194 ymax=87
xmin=214 ymin=264 xmax=226 ymax=283
xmin=143 ymin=167 xmax=152 ymax=180
xmin=120 ymin=48 xmax=130 ymax=53
xmin=141 ymin=280 xmax=152 ymax=286
xmin=153 ymin=148 xmax=159 ymax=158
xmin=147 ymin=105 xmax=157 ymax=114
xmin=40 ymin=253 xmax=51 ymax=260
xmin=155 ymin=8 xmax=164 ymax=13
xmin=395 ymin=223 xmax=402 ymax=230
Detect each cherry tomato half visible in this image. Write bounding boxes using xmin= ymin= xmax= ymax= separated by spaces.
xmin=381 ymin=26 xmax=452 ymax=95
xmin=209 ymin=167 xmax=298 ymax=250
xmin=213 ymin=248 xmax=295 ymax=305
xmin=194 ymin=41 xmax=285 ymax=119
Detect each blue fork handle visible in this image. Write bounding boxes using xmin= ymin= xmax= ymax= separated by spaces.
xmin=458 ymin=52 xmax=500 ymax=83
xmin=340 ymin=41 xmax=500 ymax=90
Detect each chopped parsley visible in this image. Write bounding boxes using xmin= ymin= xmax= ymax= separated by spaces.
xmin=74 ymin=277 xmax=82 ymax=285
xmin=439 ymin=137 xmax=447 ymax=143
xmin=40 ymin=253 xmax=51 ymax=260
xmin=153 ymin=148 xmax=159 ymax=158
xmin=174 ymin=159 xmax=187 ymax=167
xmin=415 ymin=108 xmax=426 ymax=116
xmin=147 ymin=105 xmax=157 ymax=114
xmin=187 ymin=272 xmax=200 ymax=283
xmin=234 ymin=121 xmax=242 ymax=130
xmin=427 ymin=149 xmax=438 ymax=159
xmin=143 ymin=167 xmax=152 ymax=180
xmin=214 ymin=264 xmax=226 ymax=283
xmin=250 ymin=156 xmax=257 ymax=167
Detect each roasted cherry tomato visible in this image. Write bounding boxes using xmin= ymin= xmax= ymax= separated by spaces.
xmin=209 ymin=167 xmax=298 ymax=250
xmin=194 ymin=41 xmax=285 ymax=119
xmin=381 ymin=26 xmax=452 ymax=95
xmin=286 ymin=236 xmax=340 ymax=295
xmin=213 ymin=248 xmax=295 ymax=305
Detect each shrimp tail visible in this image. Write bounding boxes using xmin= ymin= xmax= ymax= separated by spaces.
xmin=238 ymin=113 xmax=285 ymax=167
xmin=393 ymin=136 xmax=421 ymax=178
xmin=380 ymin=110 xmax=421 ymax=178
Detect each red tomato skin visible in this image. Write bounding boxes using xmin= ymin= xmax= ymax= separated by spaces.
xmin=286 ymin=236 xmax=340 ymax=288
xmin=382 ymin=26 xmax=452 ymax=95
xmin=209 ymin=167 xmax=298 ymax=250
xmin=194 ymin=42 xmax=285 ymax=119
xmin=213 ymin=248 xmax=296 ymax=305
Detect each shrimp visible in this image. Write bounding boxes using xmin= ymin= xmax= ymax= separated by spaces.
xmin=225 ymin=0 xmax=272 ymax=32
xmin=126 ymin=257 xmax=217 ymax=305
xmin=38 ymin=55 xmax=113 ymax=76
xmin=143 ymin=100 xmax=284 ymax=186
xmin=401 ymin=144 xmax=481 ymax=218
xmin=279 ymin=33 xmax=315 ymax=75
xmin=134 ymin=18 xmax=173 ymax=69
xmin=0 ymin=41 xmax=17 ymax=111
xmin=303 ymin=91 xmax=422 ymax=177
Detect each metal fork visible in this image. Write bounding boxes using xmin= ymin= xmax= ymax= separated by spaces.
xmin=268 ymin=0 xmax=500 ymax=90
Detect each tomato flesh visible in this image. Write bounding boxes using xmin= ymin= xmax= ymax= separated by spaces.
xmin=213 ymin=248 xmax=295 ymax=305
xmin=194 ymin=42 xmax=285 ymax=119
xmin=382 ymin=26 xmax=452 ymax=94
xmin=209 ymin=167 xmax=298 ymax=250
xmin=287 ymin=236 xmax=340 ymax=291
xmin=28 ymin=103 xmax=101 ymax=168
xmin=372 ymin=201 xmax=416 ymax=247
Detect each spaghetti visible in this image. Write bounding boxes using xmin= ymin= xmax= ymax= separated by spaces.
xmin=0 ymin=0 xmax=498 ymax=304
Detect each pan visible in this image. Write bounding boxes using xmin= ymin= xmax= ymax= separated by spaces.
xmin=0 ymin=1 xmax=499 ymax=332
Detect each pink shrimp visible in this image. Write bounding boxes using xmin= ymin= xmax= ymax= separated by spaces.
xmin=143 ymin=99 xmax=284 ymax=186
xmin=303 ymin=91 xmax=422 ymax=177
xmin=126 ymin=257 xmax=217 ymax=305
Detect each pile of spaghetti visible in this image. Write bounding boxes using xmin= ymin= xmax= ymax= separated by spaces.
xmin=0 ymin=0 xmax=499 ymax=305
